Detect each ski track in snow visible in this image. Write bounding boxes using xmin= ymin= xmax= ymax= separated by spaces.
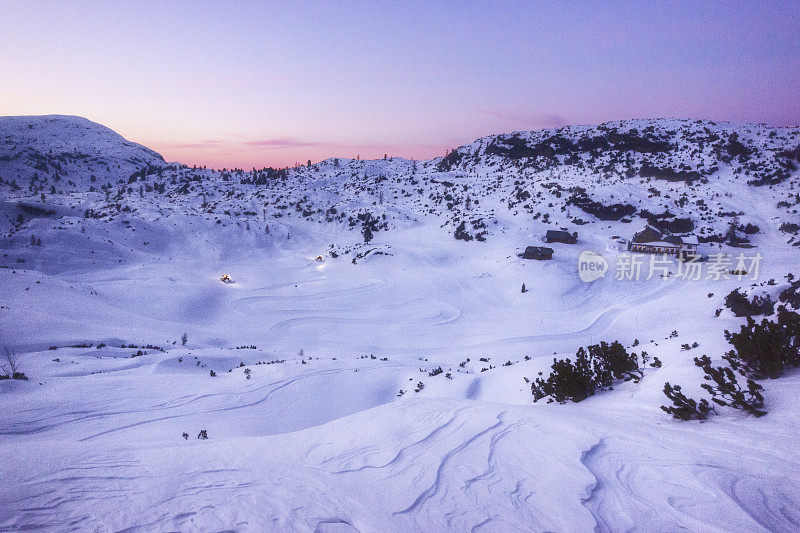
xmin=3 ymin=246 xmax=800 ymax=531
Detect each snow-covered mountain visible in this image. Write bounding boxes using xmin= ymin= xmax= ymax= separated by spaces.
xmin=3 ymin=116 xmax=798 ymax=246
xmin=0 ymin=115 xmax=166 ymax=189
xmin=1 ymin=116 xmax=800 ymax=531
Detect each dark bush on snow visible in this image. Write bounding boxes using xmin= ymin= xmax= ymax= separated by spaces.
xmin=723 ymin=307 xmax=800 ymax=379
xmin=453 ymin=221 xmax=472 ymax=241
xmin=661 ymin=383 xmax=714 ymax=421
xmin=532 ymin=349 xmax=595 ymax=403
xmin=724 ymin=289 xmax=774 ymax=317
xmin=780 ymin=222 xmax=800 ymax=234
xmin=661 ymin=354 xmax=766 ymax=420
xmin=484 ymin=130 xmax=671 ymax=161
xmin=589 ymin=341 xmax=644 ymax=387
xmin=778 ymin=145 xmax=800 ymax=162
xmin=779 ymin=275 xmax=800 ymax=309
xmin=0 ymin=373 xmax=27 ymax=381
xmin=655 ymin=217 xmax=695 ymax=234
xmin=436 ymin=149 xmax=466 ymax=171
xmin=567 ymin=193 xmax=636 ymax=221
xmin=695 ymin=355 xmax=766 ymax=417
xmin=531 ymin=341 xmax=644 ymax=403
xmin=663 ymin=307 xmax=800 ymax=421
xmin=1 ymin=346 xmax=27 ymax=381
xmin=639 ymin=162 xmax=701 ymax=183
xmin=715 ymin=132 xmax=752 ymax=163
xmin=454 ymin=220 xmax=489 ymax=241
xmin=743 ymin=223 xmax=760 ymax=235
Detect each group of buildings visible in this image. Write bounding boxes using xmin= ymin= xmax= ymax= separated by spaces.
xmin=626 ymin=225 xmax=699 ymax=256
xmin=521 ymin=226 xmax=700 ymax=261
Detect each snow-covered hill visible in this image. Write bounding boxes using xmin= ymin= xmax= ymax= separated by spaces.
xmin=3 ymin=116 xmax=798 ymax=249
xmin=1 ymin=116 xmax=800 ymax=531
xmin=0 ymin=115 xmax=166 ymax=190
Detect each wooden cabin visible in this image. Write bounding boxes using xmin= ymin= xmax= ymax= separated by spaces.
xmin=545 ymin=229 xmax=578 ymax=244
xmin=521 ymin=246 xmax=554 ymax=260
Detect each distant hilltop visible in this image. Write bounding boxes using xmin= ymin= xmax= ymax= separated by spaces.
xmin=1 ymin=114 xmax=799 ymax=187
xmin=0 ymin=114 xmax=166 ymax=187
xmin=1 ymin=115 xmax=799 ymax=247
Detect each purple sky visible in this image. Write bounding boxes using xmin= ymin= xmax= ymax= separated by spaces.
xmin=2 ymin=1 xmax=798 ymax=168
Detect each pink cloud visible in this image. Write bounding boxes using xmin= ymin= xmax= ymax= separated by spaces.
xmin=243 ymin=139 xmax=325 ymax=149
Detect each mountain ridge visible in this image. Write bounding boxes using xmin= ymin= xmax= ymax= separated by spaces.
xmin=0 ymin=114 xmax=798 ymax=250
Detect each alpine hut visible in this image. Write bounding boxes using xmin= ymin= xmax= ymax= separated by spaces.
xmin=627 ymin=225 xmax=698 ymax=256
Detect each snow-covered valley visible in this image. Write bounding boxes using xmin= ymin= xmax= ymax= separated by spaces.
xmin=1 ymin=115 xmax=800 ymax=531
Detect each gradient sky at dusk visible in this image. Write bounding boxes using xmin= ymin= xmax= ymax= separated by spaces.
xmin=2 ymin=1 xmax=799 ymax=168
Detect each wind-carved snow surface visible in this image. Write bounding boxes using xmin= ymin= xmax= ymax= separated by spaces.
xmin=1 ymin=115 xmax=800 ymax=531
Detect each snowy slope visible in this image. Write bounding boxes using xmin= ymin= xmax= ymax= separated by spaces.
xmin=0 ymin=114 xmax=166 ymax=191
xmin=1 ymin=116 xmax=800 ymax=531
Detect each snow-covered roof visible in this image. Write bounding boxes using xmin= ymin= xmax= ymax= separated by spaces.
xmin=630 ymin=240 xmax=681 ymax=248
